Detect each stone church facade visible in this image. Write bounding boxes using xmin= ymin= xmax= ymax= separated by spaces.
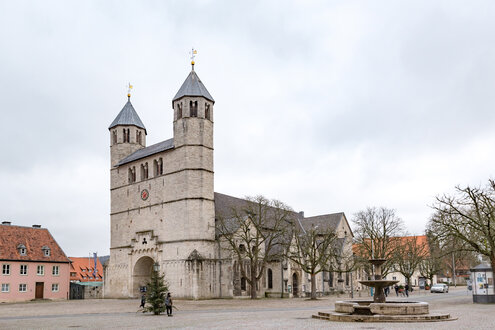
xmin=104 ymin=63 xmax=354 ymax=299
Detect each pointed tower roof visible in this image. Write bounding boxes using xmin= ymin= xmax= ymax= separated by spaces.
xmin=173 ymin=69 xmax=214 ymax=104
xmin=109 ymin=99 xmax=146 ymax=132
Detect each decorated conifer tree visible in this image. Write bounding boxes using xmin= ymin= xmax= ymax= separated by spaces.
xmin=143 ymin=268 xmax=168 ymax=315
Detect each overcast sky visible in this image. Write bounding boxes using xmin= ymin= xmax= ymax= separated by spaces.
xmin=1 ymin=1 xmax=494 ymax=257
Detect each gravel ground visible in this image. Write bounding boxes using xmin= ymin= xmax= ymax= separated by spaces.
xmin=0 ymin=287 xmax=491 ymax=329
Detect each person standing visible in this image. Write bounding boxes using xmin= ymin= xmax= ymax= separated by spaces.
xmin=405 ymin=284 xmax=410 ymax=297
xmin=394 ymin=284 xmax=399 ymax=297
xmin=140 ymin=293 xmax=146 ymax=308
xmin=166 ymin=293 xmax=173 ymax=317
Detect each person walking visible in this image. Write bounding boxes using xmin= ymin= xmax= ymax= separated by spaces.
xmin=394 ymin=284 xmax=399 ymax=297
xmin=140 ymin=293 xmax=146 ymax=308
xmin=405 ymin=284 xmax=409 ymax=297
xmin=165 ymin=293 xmax=173 ymax=317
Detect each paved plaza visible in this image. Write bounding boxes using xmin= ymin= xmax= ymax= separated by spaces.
xmin=0 ymin=287 xmax=492 ymax=329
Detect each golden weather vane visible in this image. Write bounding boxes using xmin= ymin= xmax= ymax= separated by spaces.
xmin=127 ymin=82 xmax=133 ymax=99
xmin=190 ymin=48 xmax=197 ymax=67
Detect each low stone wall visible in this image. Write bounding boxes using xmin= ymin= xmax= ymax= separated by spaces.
xmin=370 ymin=302 xmax=428 ymax=315
xmin=84 ymin=285 xmax=103 ymax=299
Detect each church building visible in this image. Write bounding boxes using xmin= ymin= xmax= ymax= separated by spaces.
xmin=105 ymin=60 xmax=354 ymax=299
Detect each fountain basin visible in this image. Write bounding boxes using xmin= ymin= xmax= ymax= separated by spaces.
xmin=358 ymin=280 xmax=399 ymax=287
xmin=335 ymin=300 xmax=429 ymax=315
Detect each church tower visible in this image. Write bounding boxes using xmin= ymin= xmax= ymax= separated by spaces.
xmin=106 ymin=58 xmax=219 ymax=300
xmin=108 ymin=91 xmax=147 ymax=167
xmin=170 ymin=61 xmax=216 ymax=246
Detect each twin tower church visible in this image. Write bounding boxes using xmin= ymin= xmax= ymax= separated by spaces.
xmin=105 ymin=61 xmax=353 ymax=299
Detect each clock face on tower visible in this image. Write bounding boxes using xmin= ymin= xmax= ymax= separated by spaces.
xmin=141 ymin=189 xmax=149 ymax=201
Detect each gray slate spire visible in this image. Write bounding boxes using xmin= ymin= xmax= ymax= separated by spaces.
xmin=173 ymin=69 xmax=214 ymax=104
xmin=109 ymin=99 xmax=146 ymax=132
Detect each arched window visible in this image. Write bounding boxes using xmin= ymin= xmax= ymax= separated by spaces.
xmin=241 ymin=277 xmax=246 ymax=291
xmin=177 ymin=103 xmax=182 ymax=119
xmin=128 ymin=167 xmax=136 ymax=183
xmin=205 ymin=103 xmax=211 ymax=120
xmin=190 ymin=100 xmax=198 ymax=117
xmin=112 ymin=131 xmax=117 ymax=145
xmin=154 ymin=159 xmax=158 ymax=176
xmin=123 ymin=128 xmax=130 ymax=143
xmin=329 ymin=272 xmax=334 ymax=287
xmin=141 ymin=163 xmax=148 ymax=180
xmin=345 ymin=272 xmax=350 ymax=286
xmin=239 ymin=244 xmax=246 ymax=253
xmin=268 ymin=268 xmax=273 ymax=289
xmin=136 ymin=131 xmax=142 ymax=145
xmin=158 ymin=158 xmax=163 ymax=175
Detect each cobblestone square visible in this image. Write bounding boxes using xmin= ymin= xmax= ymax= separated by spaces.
xmin=0 ymin=287 xmax=492 ymax=329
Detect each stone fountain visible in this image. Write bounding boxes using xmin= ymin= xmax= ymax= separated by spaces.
xmin=313 ymin=258 xmax=456 ymax=322
xmin=358 ymin=258 xmax=398 ymax=304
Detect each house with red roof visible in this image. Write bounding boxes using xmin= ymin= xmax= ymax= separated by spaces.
xmin=0 ymin=222 xmax=71 ymax=302
xmin=69 ymin=257 xmax=103 ymax=282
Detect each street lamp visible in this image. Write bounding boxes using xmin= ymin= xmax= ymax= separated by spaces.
xmin=153 ymin=262 xmax=160 ymax=272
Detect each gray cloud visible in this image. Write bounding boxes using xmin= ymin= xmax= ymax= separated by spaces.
xmin=0 ymin=0 xmax=494 ymax=256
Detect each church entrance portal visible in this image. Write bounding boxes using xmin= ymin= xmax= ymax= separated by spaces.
xmin=292 ymin=273 xmax=299 ymax=297
xmin=132 ymin=256 xmax=155 ymax=297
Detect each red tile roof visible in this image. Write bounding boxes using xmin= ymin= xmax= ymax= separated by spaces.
xmin=0 ymin=224 xmax=70 ymax=263
xmin=69 ymin=257 xmax=104 ymax=282
xmin=353 ymin=235 xmax=430 ymax=257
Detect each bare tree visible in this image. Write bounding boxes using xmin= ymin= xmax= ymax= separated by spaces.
xmin=426 ymin=224 xmax=479 ymax=285
xmin=352 ymin=207 xmax=405 ymax=277
xmin=216 ymin=195 xmax=293 ymax=299
xmin=286 ymin=224 xmax=340 ymax=300
xmin=418 ymin=231 xmax=443 ymax=286
xmin=429 ymin=179 xmax=495 ymax=272
xmin=393 ymin=236 xmax=428 ymax=285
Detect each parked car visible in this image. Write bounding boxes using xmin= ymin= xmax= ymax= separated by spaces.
xmin=430 ymin=283 xmax=449 ymax=293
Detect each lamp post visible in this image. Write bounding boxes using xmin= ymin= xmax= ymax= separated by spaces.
xmin=153 ymin=262 xmax=160 ymax=272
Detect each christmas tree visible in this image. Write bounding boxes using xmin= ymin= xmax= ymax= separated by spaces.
xmin=143 ymin=268 xmax=168 ymax=315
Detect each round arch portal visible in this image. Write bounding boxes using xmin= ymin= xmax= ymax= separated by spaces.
xmin=132 ymin=256 xmax=155 ymax=297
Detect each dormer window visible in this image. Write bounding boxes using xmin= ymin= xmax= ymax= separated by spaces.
xmin=17 ymin=244 xmax=27 ymax=256
xmin=42 ymin=246 xmax=50 ymax=257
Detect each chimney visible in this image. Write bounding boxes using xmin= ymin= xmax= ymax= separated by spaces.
xmin=2 ymin=221 xmax=11 ymax=225
xmin=298 ymin=211 xmax=305 ymax=218
xmin=32 ymin=225 xmax=41 ymax=228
